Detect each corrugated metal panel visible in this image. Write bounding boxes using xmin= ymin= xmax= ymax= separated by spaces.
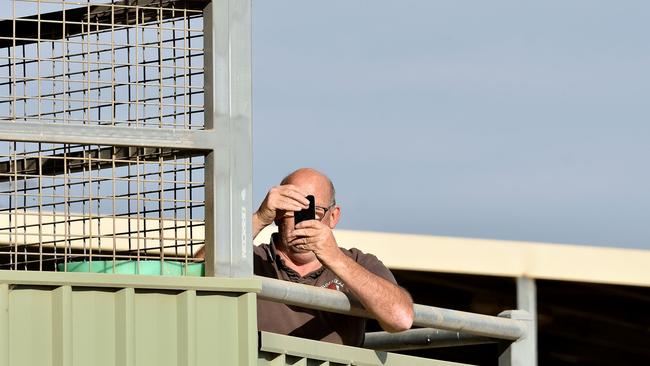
xmin=258 ymin=332 xmax=471 ymax=366
xmin=0 ymin=271 xmax=466 ymax=366
xmin=0 ymin=271 xmax=259 ymax=366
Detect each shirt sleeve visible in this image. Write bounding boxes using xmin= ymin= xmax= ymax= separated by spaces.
xmin=349 ymin=248 xmax=398 ymax=285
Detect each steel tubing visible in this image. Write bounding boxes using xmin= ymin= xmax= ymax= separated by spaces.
xmin=413 ymin=304 xmax=526 ymax=340
xmin=257 ymin=276 xmax=527 ymax=341
xmin=257 ymin=276 xmax=368 ymax=317
xmin=363 ymin=328 xmax=497 ymax=351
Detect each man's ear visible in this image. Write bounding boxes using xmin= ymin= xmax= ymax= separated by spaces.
xmin=328 ymin=206 xmax=341 ymax=229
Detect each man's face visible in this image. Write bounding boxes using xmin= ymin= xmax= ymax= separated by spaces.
xmin=277 ymin=196 xmax=333 ymax=248
xmin=275 ymin=175 xmax=335 ymax=253
xmin=276 ymin=196 xmax=332 ymax=227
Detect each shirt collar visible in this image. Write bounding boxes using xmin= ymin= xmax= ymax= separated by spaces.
xmin=268 ymin=233 xmax=280 ymax=263
xmin=269 ymin=232 xmax=326 ymax=279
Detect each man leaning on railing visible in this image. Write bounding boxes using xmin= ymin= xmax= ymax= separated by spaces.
xmin=197 ymin=167 xmax=413 ymax=345
xmin=250 ymin=168 xmax=414 ymax=346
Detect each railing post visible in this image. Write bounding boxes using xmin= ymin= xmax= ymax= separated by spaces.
xmin=516 ymin=277 xmax=538 ymax=365
xmin=498 ymin=310 xmax=534 ymax=366
xmin=203 ymin=0 xmax=253 ymax=278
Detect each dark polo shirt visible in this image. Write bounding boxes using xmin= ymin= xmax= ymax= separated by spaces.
xmin=255 ymin=236 xmax=398 ymax=346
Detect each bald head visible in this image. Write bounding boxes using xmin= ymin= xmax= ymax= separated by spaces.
xmin=280 ymin=168 xmax=336 ymax=206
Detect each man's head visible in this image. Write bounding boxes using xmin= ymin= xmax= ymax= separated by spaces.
xmin=275 ymin=168 xmax=341 ymax=257
xmin=280 ymin=167 xmax=336 ymax=207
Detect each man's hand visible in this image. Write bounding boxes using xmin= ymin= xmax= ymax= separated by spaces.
xmin=290 ymin=220 xmax=414 ymax=333
xmin=288 ymin=220 xmax=343 ymax=266
xmin=253 ymin=184 xmax=310 ymax=239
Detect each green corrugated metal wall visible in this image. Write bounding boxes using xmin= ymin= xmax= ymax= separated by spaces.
xmin=0 ymin=271 xmax=469 ymax=366
xmin=0 ymin=271 xmax=259 ymax=366
xmin=257 ymin=332 xmax=468 ymax=366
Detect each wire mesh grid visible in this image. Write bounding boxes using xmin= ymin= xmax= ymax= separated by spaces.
xmin=0 ymin=0 xmax=205 ymax=129
xmin=0 ymin=141 xmax=206 ymax=272
xmin=0 ymin=0 xmax=209 ymax=274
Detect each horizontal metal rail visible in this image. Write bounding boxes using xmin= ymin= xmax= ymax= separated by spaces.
xmin=0 ymin=121 xmax=216 ymax=149
xmin=257 ymin=276 xmax=527 ymax=341
xmin=363 ymin=328 xmax=497 ymax=351
xmin=413 ymin=304 xmax=525 ymax=340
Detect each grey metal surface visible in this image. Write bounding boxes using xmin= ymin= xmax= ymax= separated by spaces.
xmin=516 ymin=277 xmax=537 ymax=366
xmin=412 ymin=303 xmax=526 ymax=340
xmin=203 ymin=0 xmax=253 ymax=278
xmin=364 ymin=328 xmax=497 ymax=351
xmin=507 ymin=277 xmax=538 ymax=366
xmin=258 ymin=276 xmax=527 ymax=340
xmin=0 ymin=121 xmax=216 ymax=149
xmin=0 ymin=0 xmax=254 ymax=278
xmin=498 ymin=310 xmax=535 ymax=366
xmin=0 ymin=141 xmax=206 ymax=271
xmin=0 ymin=1 xmax=205 ymax=129
xmin=0 ymin=0 xmax=213 ymax=272
xmin=258 ymin=275 xmax=366 ymax=315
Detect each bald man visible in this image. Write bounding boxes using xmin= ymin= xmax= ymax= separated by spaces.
xmin=253 ymin=168 xmax=413 ymax=346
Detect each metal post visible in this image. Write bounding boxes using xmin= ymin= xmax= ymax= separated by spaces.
xmin=516 ymin=277 xmax=538 ymax=366
xmin=203 ymin=0 xmax=253 ymax=278
xmin=498 ymin=309 xmax=535 ymax=366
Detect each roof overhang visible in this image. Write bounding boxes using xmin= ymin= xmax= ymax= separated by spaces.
xmin=257 ymin=225 xmax=650 ymax=288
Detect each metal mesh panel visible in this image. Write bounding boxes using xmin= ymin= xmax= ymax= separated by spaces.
xmin=0 ymin=141 xmax=205 ymax=271
xmin=0 ymin=0 xmax=208 ymax=273
xmin=0 ymin=0 xmax=205 ymax=129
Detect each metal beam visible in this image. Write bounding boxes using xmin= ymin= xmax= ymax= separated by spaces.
xmin=203 ymin=0 xmax=253 ymax=278
xmin=0 ymin=121 xmax=215 ymax=150
xmin=258 ymin=276 xmax=527 ymax=340
xmin=498 ymin=309 xmax=535 ymax=366
xmin=0 ymin=146 xmax=201 ymax=179
xmin=363 ymin=328 xmax=497 ymax=351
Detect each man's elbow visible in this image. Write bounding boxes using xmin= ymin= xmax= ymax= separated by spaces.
xmin=395 ymin=305 xmax=415 ymax=332
xmin=383 ymin=305 xmax=414 ymax=333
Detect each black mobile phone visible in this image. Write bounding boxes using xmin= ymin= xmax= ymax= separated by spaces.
xmin=294 ymin=195 xmax=315 ymax=225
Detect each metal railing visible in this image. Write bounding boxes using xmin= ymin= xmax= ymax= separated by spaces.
xmin=364 ymin=328 xmax=495 ymax=351
xmin=258 ymin=276 xmax=535 ymax=366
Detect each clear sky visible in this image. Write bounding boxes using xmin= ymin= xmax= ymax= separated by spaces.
xmin=252 ymin=1 xmax=650 ymax=249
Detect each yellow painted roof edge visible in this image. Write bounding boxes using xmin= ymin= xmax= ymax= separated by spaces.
xmin=256 ymin=226 xmax=650 ymax=288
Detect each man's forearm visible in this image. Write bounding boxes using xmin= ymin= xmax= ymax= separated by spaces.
xmin=327 ymin=253 xmax=414 ymax=332
xmin=252 ymin=212 xmax=268 ymax=239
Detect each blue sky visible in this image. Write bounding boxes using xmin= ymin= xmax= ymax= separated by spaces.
xmin=252 ymin=1 xmax=650 ymax=249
